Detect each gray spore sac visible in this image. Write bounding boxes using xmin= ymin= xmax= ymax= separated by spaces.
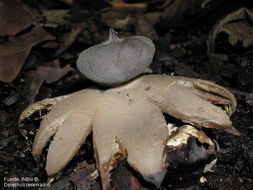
xmin=76 ymin=29 xmax=155 ymax=86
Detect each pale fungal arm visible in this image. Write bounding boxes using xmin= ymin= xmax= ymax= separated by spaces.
xmin=119 ymin=75 xmax=239 ymax=135
xmin=46 ymin=112 xmax=93 ymax=175
xmin=32 ymin=89 xmax=101 ymax=156
xmin=93 ymin=93 xmax=168 ymax=189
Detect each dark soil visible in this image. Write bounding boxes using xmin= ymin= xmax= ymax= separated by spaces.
xmin=1 ymin=0 xmax=253 ymax=189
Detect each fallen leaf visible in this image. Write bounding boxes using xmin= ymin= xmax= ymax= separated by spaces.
xmin=41 ymin=9 xmax=71 ymax=28
xmin=0 ymin=0 xmax=35 ymax=36
xmin=102 ymin=0 xmax=156 ymax=34
xmin=161 ymin=0 xmax=203 ymax=27
xmin=70 ymin=161 xmax=100 ymax=190
xmin=55 ymin=23 xmax=87 ymax=56
xmin=102 ymin=9 xmax=134 ymax=29
xmin=110 ymin=157 xmax=148 ymax=190
xmin=43 ymin=65 xmax=73 ymax=84
xmin=161 ymin=0 xmax=223 ymax=28
xmin=24 ymin=55 xmax=37 ymax=70
xmin=57 ymin=0 xmax=73 ymax=5
xmin=109 ymin=0 xmax=147 ymax=11
xmin=207 ymin=8 xmax=253 ymax=53
xmin=102 ymin=0 xmax=147 ymax=30
xmin=134 ymin=13 xmax=159 ymax=40
xmin=175 ymin=62 xmax=204 ymax=78
xmin=46 ymin=177 xmax=73 ymax=189
xmin=144 ymin=12 xmax=162 ymax=26
xmin=0 ymin=26 xmax=55 ymax=82
xmin=22 ymin=64 xmax=72 ymax=105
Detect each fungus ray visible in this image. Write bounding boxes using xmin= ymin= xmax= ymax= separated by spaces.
xmin=46 ymin=112 xmax=93 ymax=175
xmin=145 ymin=82 xmax=239 ymax=135
xmin=121 ymin=75 xmax=239 ymax=135
xmin=93 ymin=93 xmax=168 ymax=189
xmin=32 ymin=89 xmax=101 ymax=156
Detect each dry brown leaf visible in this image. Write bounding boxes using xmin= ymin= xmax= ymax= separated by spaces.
xmin=102 ymin=9 xmax=134 ymax=29
xmin=22 ymin=64 xmax=72 ymax=105
xmin=175 ymin=62 xmax=204 ymax=78
xmin=108 ymin=0 xmax=147 ymax=10
xmin=134 ymin=13 xmax=159 ymax=40
xmin=41 ymin=9 xmax=71 ymax=28
xmin=70 ymin=162 xmax=100 ymax=190
xmin=0 ymin=0 xmax=35 ymax=36
xmin=224 ymin=21 xmax=253 ymax=47
xmin=57 ymin=0 xmax=73 ymax=5
xmin=208 ymin=8 xmax=253 ymax=53
xmin=24 ymin=55 xmax=37 ymax=70
xmin=102 ymin=1 xmax=150 ymax=31
xmin=0 ymin=26 xmax=55 ymax=82
xmin=161 ymin=0 xmax=223 ymax=28
xmin=55 ymin=23 xmax=87 ymax=56
xmin=144 ymin=12 xmax=162 ymax=26
xmin=161 ymin=0 xmax=203 ymax=27
xmin=43 ymin=65 xmax=73 ymax=84
xmin=110 ymin=158 xmax=149 ymax=190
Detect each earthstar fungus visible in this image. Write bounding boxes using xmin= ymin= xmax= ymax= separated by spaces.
xmin=19 ymin=74 xmax=239 ymax=189
xmin=19 ymin=27 xmax=239 ymax=190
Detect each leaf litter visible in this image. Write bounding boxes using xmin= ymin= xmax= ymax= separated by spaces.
xmin=0 ymin=26 xmax=55 ymax=82
xmin=208 ymin=8 xmax=253 ymax=54
xmin=0 ymin=0 xmax=35 ymax=36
